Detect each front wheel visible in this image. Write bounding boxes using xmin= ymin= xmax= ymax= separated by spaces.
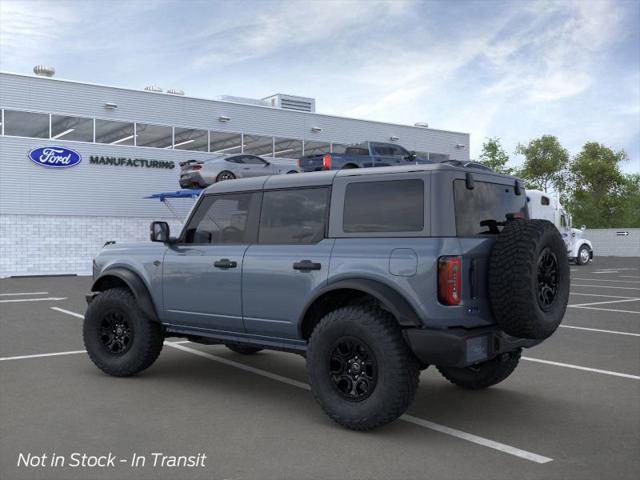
xmin=83 ymin=288 xmax=164 ymax=377
xmin=576 ymin=245 xmax=591 ymax=265
xmin=307 ymin=304 xmax=419 ymax=431
xmin=437 ymin=350 xmax=521 ymax=390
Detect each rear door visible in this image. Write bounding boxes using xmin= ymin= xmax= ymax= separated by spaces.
xmin=242 ymin=187 xmax=333 ymax=341
xmin=162 ymin=192 xmax=261 ymax=333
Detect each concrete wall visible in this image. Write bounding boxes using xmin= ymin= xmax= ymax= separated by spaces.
xmin=586 ymin=228 xmax=640 ymax=257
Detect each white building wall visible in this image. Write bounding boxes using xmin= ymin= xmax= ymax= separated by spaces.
xmin=0 ymin=215 xmax=183 ymax=277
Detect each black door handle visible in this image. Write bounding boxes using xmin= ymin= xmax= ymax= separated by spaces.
xmin=293 ymin=260 xmax=321 ymax=271
xmin=214 ymin=258 xmax=237 ymax=269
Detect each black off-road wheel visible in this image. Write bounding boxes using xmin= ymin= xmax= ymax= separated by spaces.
xmin=83 ymin=288 xmax=164 ymax=377
xmin=216 ymin=171 xmax=236 ymax=182
xmin=437 ymin=349 xmax=521 ymax=390
xmin=307 ymin=304 xmax=419 ymax=431
xmin=225 ymin=343 xmax=263 ymax=355
xmin=488 ymin=219 xmax=570 ymax=340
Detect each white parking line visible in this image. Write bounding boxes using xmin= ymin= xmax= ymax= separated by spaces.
xmin=0 ymin=350 xmax=86 ymax=361
xmin=522 ymin=357 xmax=640 ymax=380
xmin=572 ymin=284 xmax=640 ymax=291
xmin=0 ymin=292 xmax=49 ymax=296
xmin=51 ymin=307 xmax=85 ymax=318
xmin=570 ymin=292 xmax=637 ymax=299
xmin=573 ymin=278 xmax=640 ymax=284
xmin=559 ymin=325 xmax=640 ymax=337
xmin=569 ymin=306 xmax=640 ymax=315
xmin=569 ymin=298 xmax=640 ymax=308
xmin=166 ymin=342 xmax=552 ymax=464
xmin=620 ymin=276 xmax=640 ymax=279
xmin=0 ymin=297 xmax=67 ymax=303
xmin=401 ymin=415 xmax=552 ymax=464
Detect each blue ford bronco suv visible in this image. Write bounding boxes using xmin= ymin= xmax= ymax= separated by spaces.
xmin=85 ymin=164 xmax=569 ymax=430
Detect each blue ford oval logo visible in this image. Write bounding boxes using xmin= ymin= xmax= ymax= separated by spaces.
xmin=28 ymin=146 xmax=82 ymax=168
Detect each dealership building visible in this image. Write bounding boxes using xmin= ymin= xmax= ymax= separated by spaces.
xmin=0 ymin=69 xmax=470 ymax=277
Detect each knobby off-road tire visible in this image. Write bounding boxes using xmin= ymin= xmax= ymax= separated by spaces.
xmin=83 ymin=288 xmax=164 ymax=377
xmin=225 ymin=344 xmax=264 ymax=355
xmin=307 ymin=304 xmax=420 ymax=431
xmin=488 ymin=219 xmax=570 ymax=340
xmin=437 ymin=349 xmax=521 ymax=390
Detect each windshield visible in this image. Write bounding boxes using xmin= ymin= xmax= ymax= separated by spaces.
xmin=454 ymin=180 xmax=528 ymax=235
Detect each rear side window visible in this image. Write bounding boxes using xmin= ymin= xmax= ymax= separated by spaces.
xmin=343 ymin=180 xmax=424 ymax=233
xmin=259 ymin=188 xmax=329 ymax=244
xmin=454 ymin=180 xmax=528 ymax=236
xmin=183 ymin=193 xmax=260 ymax=244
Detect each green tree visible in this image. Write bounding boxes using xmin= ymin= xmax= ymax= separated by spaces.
xmin=478 ymin=137 xmax=514 ymax=175
xmin=619 ymin=174 xmax=640 ymax=227
xmin=566 ymin=142 xmax=629 ymax=228
xmin=515 ymin=135 xmax=569 ymax=193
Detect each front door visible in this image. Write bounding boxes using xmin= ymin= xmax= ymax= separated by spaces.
xmin=162 ymin=191 xmax=261 ymax=333
xmin=242 ymin=187 xmax=333 ymax=341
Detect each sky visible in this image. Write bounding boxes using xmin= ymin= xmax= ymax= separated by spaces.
xmin=1 ymin=0 xmax=638 ymax=172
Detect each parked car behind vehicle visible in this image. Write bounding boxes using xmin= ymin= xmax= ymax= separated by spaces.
xmin=85 ymin=164 xmax=569 ymax=431
xmin=297 ymin=141 xmax=430 ymax=171
xmin=179 ymin=154 xmax=299 ymax=188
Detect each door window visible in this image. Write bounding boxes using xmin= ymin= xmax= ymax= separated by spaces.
xmin=259 ymin=188 xmax=330 ymax=244
xmin=183 ymin=193 xmax=260 ymax=244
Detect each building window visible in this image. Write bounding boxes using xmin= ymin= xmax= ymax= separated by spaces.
xmin=174 ymin=127 xmax=208 ymax=151
xmin=303 ymin=140 xmax=331 ymax=156
xmin=3 ymin=110 xmax=49 ymax=138
xmin=272 ymin=137 xmax=303 ymax=158
xmin=135 ymin=123 xmax=173 ymax=149
xmin=259 ymin=188 xmax=329 ymax=244
xmin=210 ymin=131 xmax=243 ymax=154
xmin=244 ymin=134 xmax=274 ymax=156
xmin=95 ymin=119 xmax=135 ymax=145
xmin=343 ymin=180 xmax=424 ymax=233
xmin=51 ymin=114 xmax=93 ymax=142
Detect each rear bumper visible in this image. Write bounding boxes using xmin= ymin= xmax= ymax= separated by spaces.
xmin=403 ymin=326 xmax=541 ymax=368
xmin=179 ymin=172 xmax=206 ymax=188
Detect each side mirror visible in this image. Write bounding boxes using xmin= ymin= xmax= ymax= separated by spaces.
xmin=150 ymin=221 xmax=170 ymax=242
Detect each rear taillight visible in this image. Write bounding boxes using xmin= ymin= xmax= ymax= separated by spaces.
xmin=297 ymin=159 xmax=301 ymax=168
xmin=192 ymin=165 xmax=202 ymax=170
xmin=438 ymin=256 xmax=461 ymax=305
xmin=322 ymin=153 xmax=331 ymax=170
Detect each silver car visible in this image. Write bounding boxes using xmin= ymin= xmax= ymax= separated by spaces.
xmin=179 ymin=154 xmax=299 ymax=188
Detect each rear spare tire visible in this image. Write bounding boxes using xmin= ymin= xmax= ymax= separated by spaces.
xmin=488 ymin=219 xmax=569 ymax=340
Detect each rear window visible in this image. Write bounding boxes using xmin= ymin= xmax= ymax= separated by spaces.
xmin=454 ymin=180 xmax=527 ymax=236
xmin=343 ymin=180 xmax=424 ymax=233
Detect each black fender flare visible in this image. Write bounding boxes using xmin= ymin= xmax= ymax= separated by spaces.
xmin=299 ymin=278 xmax=422 ymax=329
xmin=90 ymin=268 xmax=159 ymax=322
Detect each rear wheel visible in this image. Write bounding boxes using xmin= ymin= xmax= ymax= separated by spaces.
xmin=576 ymin=244 xmax=590 ymax=265
xmin=225 ymin=344 xmax=263 ymax=355
xmin=216 ymin=171 xmax=236 ymax=182
xmin=83 ymin=288 xmax=164 ymax=377
xmin=437 ymin=350 xmax=521 ymax=389
xmin=307 ymin=304 xmax=419 ymax=431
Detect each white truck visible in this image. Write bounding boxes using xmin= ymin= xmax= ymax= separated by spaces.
xmin=527 ymin=190 xmax=593 ymax=265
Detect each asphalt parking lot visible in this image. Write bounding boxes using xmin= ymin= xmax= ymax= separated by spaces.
xmin=1 ymin=257 xmax=639 ymax=480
